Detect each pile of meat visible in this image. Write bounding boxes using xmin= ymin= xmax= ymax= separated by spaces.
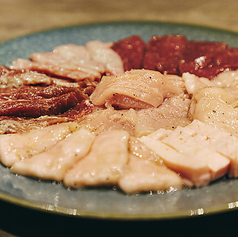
xmin=1 ymin=34 xmax=238 ymax=193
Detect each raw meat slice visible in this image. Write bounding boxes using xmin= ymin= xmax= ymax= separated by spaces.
xmin=143 ymin=35 xmax=187 ymax=74
xmin=11 ymin=128 xmax=95 ymax=181
xmin=139 ymin=136 xmax=212 ymax=187
xmin=86 ymin=41 xmax=124 ymax=75
xmin=90 ymin=69 xmax=182 ymax=109
xmin=0 ymin=66 xmax=53 ymax=87
xmin=111 ymin=35 xmax=146 ymax=71
xmin=12 ymin=42 xmax=124 ymax=81
xmin=64 ymin=130 xmax=129 ymax=188
xmin=172 ymin=120 xmax=238 ymax=177
xmin=161 ymin=131 xmax=230 ymax=181
xmin=118 ymin=154 xmax=183 ymax=193
xmin=0 ymin=122 xmax=78 ymax=166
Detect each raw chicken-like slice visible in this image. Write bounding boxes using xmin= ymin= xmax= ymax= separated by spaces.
xmin=161 ymin=131 xmax=230 ymax=181
xmin=118 ymin=143 xmax=183 ymax=193
xmin=0 ymin=122 xmax=78 ymax=167
xmin=172 ymin=120 xmax=238 ymax=177
xmin=64 ymin=130 xmax=129 ymax=188
xmin=11 ymin=128 xmax=95 ymax=181
xmin=90 ymin=69 xmax=182 ymax=109
xmin=86 ymin=41 xmax=124 ymax=76
xmin=139 ymin=136 xmax=212 ymax=187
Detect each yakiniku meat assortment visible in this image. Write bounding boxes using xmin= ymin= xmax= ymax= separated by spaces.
xmin=1 ymin=34 xmax=238 ymax=193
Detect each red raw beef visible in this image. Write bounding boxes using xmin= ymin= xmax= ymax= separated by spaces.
xmin=111 ymin=35 xmax=146 ymax=71
xmin=143 ymin=35 xmax=187 ymax=74
xmin=179 ymin=41 xmax=230 ymax=79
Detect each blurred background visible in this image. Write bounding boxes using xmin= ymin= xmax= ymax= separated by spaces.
xmin=1 ymin=0 xmax=238 ymax=42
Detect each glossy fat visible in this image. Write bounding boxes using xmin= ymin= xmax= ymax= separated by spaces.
xmin=11 ymin=128 xmax=95 ymax=181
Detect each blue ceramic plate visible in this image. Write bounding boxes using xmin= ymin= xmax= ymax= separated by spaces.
xmin=1 ymin=21 xmax=238 ymax=220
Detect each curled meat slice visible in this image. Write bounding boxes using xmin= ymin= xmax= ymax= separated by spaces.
xmin=11 ymin=42 xmax=124 ymax=81
xmin=90 ymin=69 xmax=182 ymax=109
xmin=64 ymin=130 xmax=129 ymax=188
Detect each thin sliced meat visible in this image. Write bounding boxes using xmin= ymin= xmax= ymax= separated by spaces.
xmin=63 ymin=130 xmax=129 ymax=188
xmin=118 ymin=154 xmax=183 ymax=193
xmin=0 ymin=122 xmax=79 ymax=167
xmin=11 ymin=128 xmax=95 ymax=181
xmin=90 ymin=69 xmax=182 ymax=109
xmin=86 ymin=41 xmax=124 ymax=75
xmin=0 ymin=99 xmax=93 ymax=135
xmin=0 ymin=88 xmax=86 ymax=117
xmin=0 ymin=66 xmax=53 ymax=87
xmin=11 ymin=42 xmax=124 ymax=81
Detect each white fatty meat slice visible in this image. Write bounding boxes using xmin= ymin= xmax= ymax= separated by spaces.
xmin=139 ymin=136 xmax=212 ymax=187
xmin=85 ymin=41 xmax=124 ymax=76
xmin=118 ymin=154 xmax=183 ymax=193
xmin=161 ymin=131 xmax=230 ymax=181
xmin=172 ymin=120 xmax=238 ymax=177
xmin=90 ymin=69 xmax=182 ymax=109
xmin=64 ymin=130 xmax=129 ymax=188
xmin=11 ymin=128 xmax=95 ymax=181
xmin=0 ymin=122 xmax=79 ymax=167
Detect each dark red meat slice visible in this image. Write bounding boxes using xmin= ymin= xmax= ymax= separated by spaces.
xmin=179 ymin=41 xmax=230 ymax=79
xmin=111 ymin=35 xmax=146 ymax=71
xmin=143 ymin=35 xmax=187 ymax=74
xmin=0 ymin=89 xmax=86 ymax=118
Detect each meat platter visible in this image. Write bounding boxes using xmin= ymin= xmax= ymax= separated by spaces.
xmin=1 ymin=21 xmax=238 ymax=219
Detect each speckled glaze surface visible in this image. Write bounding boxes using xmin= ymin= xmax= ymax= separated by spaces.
xmin=1 ymin=21 xmax=238 ymax=220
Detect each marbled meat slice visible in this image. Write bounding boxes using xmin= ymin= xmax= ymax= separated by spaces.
xmin=0 ymin=122 xmax=79 ymax=166
xmin=0 ymin=86 xmax=87 ymax=117
xmin=63 ymin=130 xmax=129 ymax=188
xmin=90 ymin=69 xmax=182 ymax=109
xmin=0 ymin=100 xmax=93 ymax=134
xmin=11 ymin=128 xmax=95 ymax=181
xmin=111 ymin=35 xmax=146 ymax=71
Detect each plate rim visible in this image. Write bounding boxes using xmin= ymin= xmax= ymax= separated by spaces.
xmin=1 ymin=20 xmax=238 ymax=45
xmin=1 ymin=20 xmax=238 ymax=220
